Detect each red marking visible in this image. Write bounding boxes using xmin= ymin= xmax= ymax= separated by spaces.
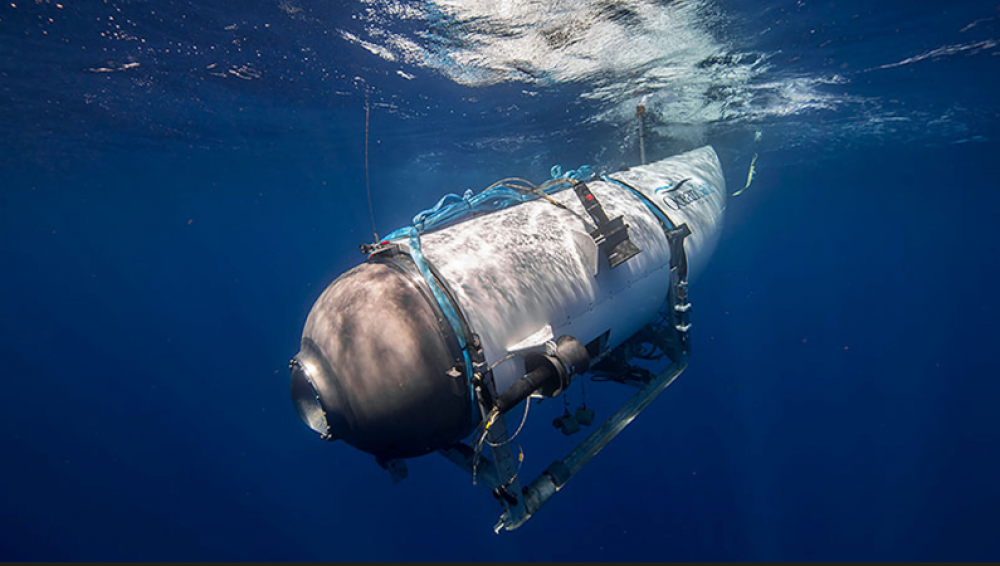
xmin=586 ymin=194 xmax=594 ymax=201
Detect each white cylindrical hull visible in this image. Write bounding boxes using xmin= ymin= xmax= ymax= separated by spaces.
xmin=410 ymin=145 xmax=727 ymax=395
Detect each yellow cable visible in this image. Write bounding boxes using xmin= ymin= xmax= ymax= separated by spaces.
xmin=732 ymin=153 xmax=757 ymax=197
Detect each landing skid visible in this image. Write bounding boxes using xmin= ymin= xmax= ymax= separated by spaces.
xmin=439 ymin=215 xmax=694 ymax=532
xmin=440 ymin=352 xmax=688 ymax=533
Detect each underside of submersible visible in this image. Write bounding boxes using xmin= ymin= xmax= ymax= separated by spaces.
xmin=290 ymin=145 xmax=727 ymax=532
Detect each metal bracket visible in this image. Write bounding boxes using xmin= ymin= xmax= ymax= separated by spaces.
xmin=665 ymin=224 xmax=692 ymax=357
xmin=572 ymin=180 xmax=641 ymax=269
xmin=465 ymin=336 xmax=528 ymax=532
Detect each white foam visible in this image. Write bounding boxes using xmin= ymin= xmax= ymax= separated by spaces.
xmin=338 ymin=0 xmax=853 ymax=138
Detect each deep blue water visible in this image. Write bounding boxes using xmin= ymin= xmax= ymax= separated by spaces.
xmin=2 ymin=0 xmax=999 ymax=561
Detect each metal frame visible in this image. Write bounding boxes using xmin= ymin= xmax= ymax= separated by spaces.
xmin=439 ymin=354 xmax=688 ymax=533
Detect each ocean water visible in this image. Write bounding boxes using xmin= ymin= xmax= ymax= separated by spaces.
xmin=2 ymin=0 xmax=999 ymax=561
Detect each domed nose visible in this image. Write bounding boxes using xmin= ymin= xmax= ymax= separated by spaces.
xmin=290 ymin=260 xmax=474 ymax=459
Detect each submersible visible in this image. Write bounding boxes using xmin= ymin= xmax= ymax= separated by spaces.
xmin=290 ymin=145 xmax=727 ymax=531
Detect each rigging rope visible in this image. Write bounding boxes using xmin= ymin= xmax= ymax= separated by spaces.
xmin=364 ymin=86 xmax=379 ymax=242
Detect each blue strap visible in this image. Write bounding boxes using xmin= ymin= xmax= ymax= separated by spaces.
xmin=391 ymin=163 xmax=594 ymax=238
xmin=602 ymin=175 xmax=675 ymax=232
xmin=398 ymin=226 xmax=477 ymax=417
